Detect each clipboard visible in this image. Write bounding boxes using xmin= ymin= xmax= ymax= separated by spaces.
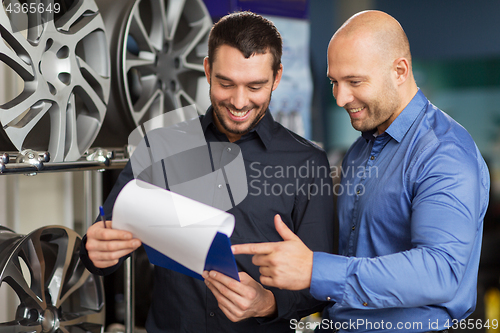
xmin=113 ymin=179 xmax=240 ymax=281
xmin=143 ymin=231 xmax=239 ymax=281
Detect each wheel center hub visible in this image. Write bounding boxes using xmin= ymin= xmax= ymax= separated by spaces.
xmin=156 ymin=51 xmax=180 ymax=91
xmin=40 ymin=44 xmax=72 ymax=93
xmin=41 ymin=307 xmax=59 ymax=333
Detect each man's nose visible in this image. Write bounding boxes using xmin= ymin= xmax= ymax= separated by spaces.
xmin=231 ymin=87 xmax=249 ymax=110
xmin=333 ymin=84 xmax=354 ymax=108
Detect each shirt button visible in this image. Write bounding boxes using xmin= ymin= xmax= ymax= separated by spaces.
xmin=363 ymin=302 xmax=368 ymax=307
xmin=209 ymin=312 xmax=215 ymax=317
xmin=227 ymin=147 xmax=231 ymax=152
xmin=356 ymin=189 xmax=361 ymax=195
xmin=326 ymin=297 xmax=331 ymax=301
xmin=351 ymin=225 xmax=356 ymax=231
xmin=218 ymin=184 xmax=222 ymax=189
xmin=370 ymin=156 xmax=375 ymax=160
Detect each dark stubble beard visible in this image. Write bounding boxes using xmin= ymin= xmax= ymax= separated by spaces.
xmin=350 ymin=75 xmax=401 ymax=133
xmin=210 ymin=86 xmax=272 ymax=136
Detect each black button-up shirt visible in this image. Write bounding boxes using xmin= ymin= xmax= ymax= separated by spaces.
xmin=81 ymin=108 xmax=335 ymax=332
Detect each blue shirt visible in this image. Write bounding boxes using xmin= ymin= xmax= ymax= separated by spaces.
xmin=310 ymin=90 xmax=490 ymax=332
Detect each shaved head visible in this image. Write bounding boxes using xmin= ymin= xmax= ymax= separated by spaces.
xmin=332 ymin=10 xmax=411 ymax=68
xmin=327 ymin=10 xmax=418 ymax=134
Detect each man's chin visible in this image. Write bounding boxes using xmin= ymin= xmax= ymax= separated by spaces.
xmin=351 ymin=120 xmax=363 ymax=132
xmin=221 ymin=114 xmax=257 ymax=134
xmin=350 ymin=118 xmax=374 ymax=132
xmin=225 ymin=124 xmax=251 ymax=136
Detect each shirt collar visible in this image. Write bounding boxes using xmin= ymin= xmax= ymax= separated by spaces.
xmin=201 ymin=106 xmax=215 ymax=133
xmin=201 ymin=106 xmax=274 ymax=149
xmin=362 ymin=129 xmax=378 ymax=142
xmin=362 ymin=89 xmax=428 ymax=143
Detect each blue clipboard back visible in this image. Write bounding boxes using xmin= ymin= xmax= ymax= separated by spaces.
xmin=143 ymin=231 xmax=240 ymax=281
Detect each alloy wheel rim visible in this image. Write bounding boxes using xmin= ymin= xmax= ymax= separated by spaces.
xmin=120 ymin=0 xmax=212 ymax=127
xmin=0 ymin=226 xmax=105 ymax=333
xmin=0 ymin=0 xmax=110 ymax=161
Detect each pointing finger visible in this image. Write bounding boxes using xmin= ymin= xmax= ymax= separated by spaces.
xmin=274 ymin=214 xmax=299 ymax=241
xmin=231 ymin=242 xmax=276 ymax=255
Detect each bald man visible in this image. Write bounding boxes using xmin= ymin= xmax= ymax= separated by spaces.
xmin=227 ymin=10 xmax=490 ymax=332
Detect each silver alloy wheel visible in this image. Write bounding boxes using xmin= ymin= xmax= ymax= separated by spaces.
xmin=92 ymin=0 xmax=212 ymax=147
xmin=0 ymin=0 xmax=110 ymax=162
xmin=0 ymin=225 xmax=105 ymax=333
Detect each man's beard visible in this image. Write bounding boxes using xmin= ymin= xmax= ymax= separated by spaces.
xmin=210 ymin=87 xmax=272 ymax=136
xmin=350 ymin=77 xmax=401 ymax=133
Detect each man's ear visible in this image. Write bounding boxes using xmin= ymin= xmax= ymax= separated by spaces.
xmin=394 ymin=57 xmax=410 ymax=85
xmin=203 ymin=57 xmax=211 ymax=85
xmin=272 ymin=64 xmax=283 ymax=91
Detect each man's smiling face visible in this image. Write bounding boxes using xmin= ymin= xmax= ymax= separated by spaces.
xmin=204 ymin=44 xmax=282 ymax=142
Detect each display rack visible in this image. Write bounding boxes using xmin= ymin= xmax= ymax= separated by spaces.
xmin=0 ymin=147 xmax=129 ymax=175
xmin=0 ymin=146 xmax=135 ymax=333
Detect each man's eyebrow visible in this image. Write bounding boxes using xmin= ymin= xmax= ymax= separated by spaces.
xmin=214 ymin=74 xmax=269 ymax=85
xmin=215 ymin=74 xmax=232 ymax=81
xmin=343 ymin=75 xmax=367 ymax=80
xmin=327 ymin=74 xmax=368 ymax=81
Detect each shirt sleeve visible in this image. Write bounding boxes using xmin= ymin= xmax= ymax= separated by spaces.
xmin=310 ymin=141 xmax=489 ymax=309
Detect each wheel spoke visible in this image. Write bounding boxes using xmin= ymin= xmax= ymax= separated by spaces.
xmin=165 ymin=0 xmax=187 ymax=40
xmin=76 ymin=55 xmax=111 ymax=102
xmin=0 ymin=91 xmax=44 ymax=126
xmin=0 ymin=4 xmax=15 ymax=32
xmin=0 ymin=30 xmax=35 ymax=81
xmin=57 ymin=0 xmax=99 ymax=32
xmin=129 ymin=8 xmax=156 ymax=54
xmin=46 ymin=101 xmax=68 ymax=163
xmin=75 ymin=78 xmax=107 ymax=119
xmin=24 ymin=236 xmax=47 ymax=305
xmin=42 ymin=0 xmax=56 ymax=24
xmin=59 ymin=93 xmax=80 ymax=162
xmin=125 ymin=54 xmax=156 ymax=73
xmin=141 ymin=0 xmax=164 ymax=51
xmin=3 ymin=100 xmax=52 ymax=150
xmin=176 ymin=89 xmax=197 ymax=107
xmin=132 ymin=88 xmax=163 ymax=124
xmin=56 ymin=268 xmax=90 ymax=307
xmin=0 ymin=42 xmax=35 ymax=82
xmin=68 ymin=14 xmax=102 ymax=46
xmin=60 ymin=311 xmax=104 ymax=328
xmin=2 ymin=259 xmax=44 ymax=309
xmin=157 ymin=0 xmax=168 ymax=44
xmin=129 ymin=72 xmax=158 ymax=110
xmin=182 ymin=62 xmax=204 ymax=73
xmin=46 ymin=233 xmax=77 ymax=307
xmin=181 ymin=18 xmax=211 ymax=72
xmin=26 ymin=0 xmax=44 ymax=42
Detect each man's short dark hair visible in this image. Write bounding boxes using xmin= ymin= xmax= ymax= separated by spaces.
xmin=208 ymin=11 xmax=282 ymax=77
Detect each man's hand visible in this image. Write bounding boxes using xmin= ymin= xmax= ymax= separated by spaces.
xmin=232 ymin=214 xmax=313 ymax=290
xmin=85 ymin=220 xmax=142 ymax=268
xmin=203 ymin=270 xmax=277 ymax=322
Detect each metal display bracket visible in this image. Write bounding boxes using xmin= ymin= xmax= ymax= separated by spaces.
xmin=0 ymin=147 xmax=129 ymax=175
xmin=0 ymin=146 xmax=135 ymax=333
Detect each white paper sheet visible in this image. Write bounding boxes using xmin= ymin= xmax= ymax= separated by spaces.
xmin=112 ymin=179 xmax=235 ymax=275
